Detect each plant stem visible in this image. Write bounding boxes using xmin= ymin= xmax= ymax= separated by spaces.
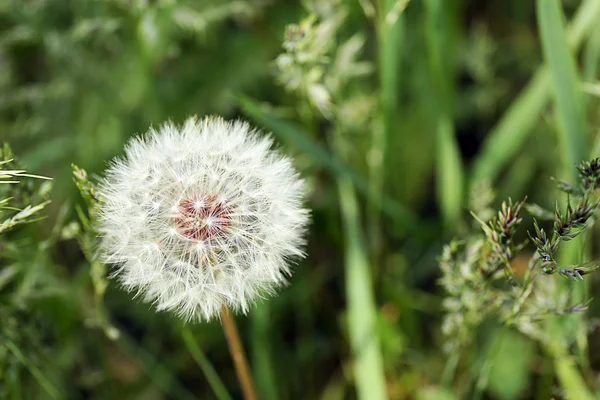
xmin=441 ymin=352 xmax=459 ymax=388
xmin=548 ymin=342 xmax=594 ymax=400
xmin=116 ymin=328 xmax=198 ymax=400
xmin=337 ymin=174 xmax=388 ymax=400
xmin=220 ymin=306 xmax=257 ymax=400
xmin=369 ymin=0 xmax=403 ymax=260
xmin=181 ymin=325 xmax=232 ymax=400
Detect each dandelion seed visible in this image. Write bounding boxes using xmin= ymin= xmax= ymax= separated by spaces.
xmin=98 ymin=116 xmax=309 ymax=322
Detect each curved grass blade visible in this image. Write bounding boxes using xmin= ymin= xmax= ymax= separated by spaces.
xmin=4 ymin=340 xmax=60 ymax=400
xmin=181 ymin=325 xmax=232 ymax=400
xmin=369 ymin=0 xmax=405 ymax=251
xmin=117 ymin=330 xmax=199 ymax=400
xmin=537 ymin=0 xmax=588 ymax=178
xmin=470 ymin=0 xmax=600 ymax=186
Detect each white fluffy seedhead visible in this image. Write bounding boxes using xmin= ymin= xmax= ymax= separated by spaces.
xmin=97 ymin=116 xmax=309 ymax=322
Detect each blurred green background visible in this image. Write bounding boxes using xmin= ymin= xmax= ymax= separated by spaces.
xmin=2 ymin=0 xmax=600 ymax=399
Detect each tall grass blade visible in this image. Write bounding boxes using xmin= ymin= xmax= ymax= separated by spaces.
xmin=338 ymin=176 xmax=388 ymax=400
xmin=537 ymin=1 xmax=592 ymax=397
xmin=369 ymin=0 xmax=404 ymax=252
xmin=117 ymin=330 xmax=199 ymax=400
xmin=583 ymin=21 xmax=600 ymax=81
xmin=181 ymin=326 xmax=232 ymax=400
xmin=470 ymin=0 xmax=600 ymax=185
xmin=537 ymin=0 xmax=588 ymax=178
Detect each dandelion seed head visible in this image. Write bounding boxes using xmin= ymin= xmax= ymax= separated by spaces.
xmin=97 ymin=116 xmax=309 ymax=321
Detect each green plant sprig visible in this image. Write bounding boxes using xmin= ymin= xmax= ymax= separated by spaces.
xmin=440 ymin=158 xmax=600 ymax=398
xmin=472 ymin=197 xmax=528 ymax=285
xmin=530 ymin=158 xmax=600 ymax=278
xmin=69 ymin=164 xmax=118 ymax=340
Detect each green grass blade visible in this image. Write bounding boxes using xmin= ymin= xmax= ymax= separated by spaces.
xmin=338 ymin=176 xmax=388 ymax=400
xmin=537 ymin=0 xmax=588 ymax=178
xmin=5 ymin=340 xmax=61 ymax=400
xmin=537 ymin=1 xmax=592 ymax=396
xmin=470 ymin=0 xmax=600 ymax=185
xmin=424 ymin=0 xmax=464 ymax=230
xmin=545 ymin=323 xmax=595 ymax=400
xmin=117 ymin=330 xmax=199 ymax=400
xmin=554 ymin=356 xmax=594 ymax=400
xmin=470 ymin=69 xmax=551 ymax=185
xmin=369 ymin=0 xmax=404 ymax=250
xmin=181 ymin=326 xmax=232 ymax=400
xmin=583 ymin=20 xmax=600 ymax=81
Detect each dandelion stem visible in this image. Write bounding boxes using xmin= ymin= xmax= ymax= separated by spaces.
xmin=220 ymin=306 xmax=257 ymax=400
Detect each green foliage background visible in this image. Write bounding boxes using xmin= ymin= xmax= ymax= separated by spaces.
xmin=2 ymin=0 xmax=600 ymax=399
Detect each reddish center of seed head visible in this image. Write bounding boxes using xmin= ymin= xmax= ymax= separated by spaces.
xmin=174 ymin=195 xmax=232 ymax=241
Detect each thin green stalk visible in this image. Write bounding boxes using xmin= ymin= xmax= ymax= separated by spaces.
xmin=545 ymin=329 xmax=594 ymax=400
xmin=554 ymin=357 xmax=593 ymax=400
xmin=424 ymin=0 xmax=464 ymax=230
xmin=181 ymin=325 xmax=232 ymax=400
xmin=331 ymin=122 xmax=388 ymax=400
xmin=337 ymin=175 xmax=387 ymax=400
xmin=4 ymin=340 xmax=60 ymax=400
xmin=117 ymin=329 xmax=199 ymax=400
xmin=470 ymin=0 xmax=600 ymax=186
xmin=441 ymin=352 xmax=459 ymax=388
xmin=369 ymin=0 xmax=404 ymax=256
xmin=90 ymin=260 xmax=119 ymax=340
